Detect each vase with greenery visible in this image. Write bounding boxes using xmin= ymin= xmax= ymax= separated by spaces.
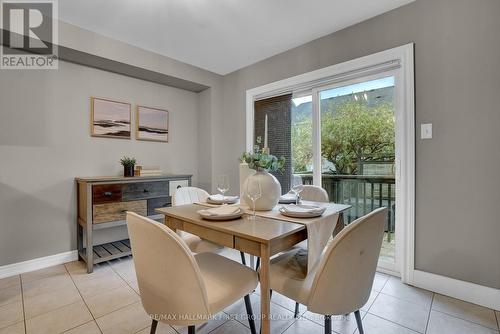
xmin=240 ymin=148 xmax=285 ymax=210
xmin=120 ymin=156 xmax=136 ymax=177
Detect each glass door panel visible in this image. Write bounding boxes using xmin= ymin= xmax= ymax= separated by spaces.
xmin=291 ymin=94 xmax=314 ymax=188
xmin=318 ymin=76 xmax=397 ymax=267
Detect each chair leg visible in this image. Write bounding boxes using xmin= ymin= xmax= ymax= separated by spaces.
xmin=240 ymin=252 xmax=247 ymax=266
xmin=354 ymin=310 xmax=364 ymax=334
xmin=244 ymin=295 xmax=257 ymax=334
xmin=255 ymin=257 xmax=260 ymax=271
xmin=294 ymin=302 xmax=300 ymax=318
xmin=188 ymin=325 xmax=196 ymax=334
xmin=324 ymin=315 xmax=331 ymax=333
xmin=150 ymin=319 xmax=158 ymax=334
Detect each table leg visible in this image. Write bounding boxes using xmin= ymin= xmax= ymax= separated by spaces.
xmin=260 ymin=243 xmax=271 ymax=334
xmin=333 ymin=212 xmax=345 ymax=237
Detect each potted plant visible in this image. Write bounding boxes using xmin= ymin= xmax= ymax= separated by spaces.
xmin=240 ymin=147 xmax=285 ymax=211
xmin=120 ymin=156 xmax=137 ymax=177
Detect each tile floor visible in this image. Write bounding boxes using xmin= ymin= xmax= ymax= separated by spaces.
xmin=0 ymin=248 xmax=498 ymax=334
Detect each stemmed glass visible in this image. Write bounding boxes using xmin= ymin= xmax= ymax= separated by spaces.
xmin=246 ymin=177 xmax=262 ymax=220
xmin=216 ymin=175 xmax=230 ymax=204
xmin=291 ymin=177 xmax=304 ymax=205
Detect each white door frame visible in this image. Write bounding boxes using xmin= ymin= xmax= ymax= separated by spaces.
xmin=245 ymin=44 xmax=415 ymax=283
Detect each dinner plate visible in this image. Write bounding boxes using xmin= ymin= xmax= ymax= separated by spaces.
xmin=198 ymin=207 xmax=244 ymax=221
xmin=279 ymin=204 xmax=326 ymax=218
xmin=206 ymin=196 xmax=239 ymax=205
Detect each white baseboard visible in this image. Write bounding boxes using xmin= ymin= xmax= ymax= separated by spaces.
xmin=0 ymin=250 xmax=78 ymax=279
xmin=412 ymin=270 xmax=500 ymax=311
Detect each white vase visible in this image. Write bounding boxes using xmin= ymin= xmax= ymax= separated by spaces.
xmin=242 ymin=170 xmax=281 ymax=211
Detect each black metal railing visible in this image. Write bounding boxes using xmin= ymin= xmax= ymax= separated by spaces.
xmin=296 ymin=173 xmax=396 ymax=240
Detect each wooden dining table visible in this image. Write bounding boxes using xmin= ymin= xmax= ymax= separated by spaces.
xmin=156 ymin=202 xmax=350 ymax=334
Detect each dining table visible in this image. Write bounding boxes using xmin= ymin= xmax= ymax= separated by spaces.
xmin=156 ymin=201 xmax=351 ymax=334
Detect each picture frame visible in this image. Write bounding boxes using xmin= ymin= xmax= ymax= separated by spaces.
xmin=136 ymin=105 xmax=169 ymax=142
xmin=91 ymin=97 xmax=131 ymax=139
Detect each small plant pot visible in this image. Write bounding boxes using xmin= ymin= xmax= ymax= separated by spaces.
xmin=123 ymin=165 xmax=135 ymax=177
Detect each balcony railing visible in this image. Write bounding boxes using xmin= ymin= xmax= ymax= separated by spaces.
xmin=296 ymin=173 xmax=396 ymax=240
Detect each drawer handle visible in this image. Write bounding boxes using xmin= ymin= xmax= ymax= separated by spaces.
xmin=104 ymin=192 xmax=113 ymax=197
xmin=177 ymin=185 xmax=182 ymax=189
xmin=143 ymin=189 xmax=149 ymax=193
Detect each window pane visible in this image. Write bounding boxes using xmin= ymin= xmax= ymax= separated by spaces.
xmin=291 ymin=95 xmax=313 ymax=187
xmin=319 ymin=76 xmax=396 ymax=263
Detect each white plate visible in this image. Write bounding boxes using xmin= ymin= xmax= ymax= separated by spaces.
xmin=206 ymin=196 xmax=239 ymax=205
xmin=279 ymin=204 xmax=326 ymax=218
xmin=198 ymin=207 xmax=244 ymax=221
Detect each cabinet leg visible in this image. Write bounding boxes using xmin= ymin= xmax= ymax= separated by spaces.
xmin=86 ymin=224 xmax=93 ymax=273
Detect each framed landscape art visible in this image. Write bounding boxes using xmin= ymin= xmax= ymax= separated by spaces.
xmin=136 ymin=105 xmax=169 ymax=142
xmin=91 ymin=97 xmax=131 ymax=139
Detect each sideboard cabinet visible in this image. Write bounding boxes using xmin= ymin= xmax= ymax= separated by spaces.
xmin=76 ymin=175 xmax=192 ymax=273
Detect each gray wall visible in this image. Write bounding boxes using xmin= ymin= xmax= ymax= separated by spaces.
xmin=214 ymin=0 xmax=500 ymax=289
xmin=0 ymin=60 xmax=201 ymax=265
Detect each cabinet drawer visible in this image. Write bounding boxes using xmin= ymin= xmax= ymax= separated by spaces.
xmin=147 ymin=197 xmax=171 ymax=216
xmin=92 ymin=184 xmax=122 ymax=204
xmin=169 ymin=180 xmax=189 ymax=196
xmin=122 ymin=181 xmax=168 ymax=201
xmin=93 ymin=200 xmax=147 ymax=224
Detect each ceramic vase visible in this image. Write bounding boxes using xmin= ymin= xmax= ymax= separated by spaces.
xmin=242 ymin=170 xmax=281 ymax=211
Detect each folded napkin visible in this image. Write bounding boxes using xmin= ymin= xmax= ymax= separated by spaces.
xmin=201 ymin=205 xmax=240 ymax=216
xmin=280 ymin=191 xmax=297 ymax=201
xmin=209 ymin=194 xmax=238 ymax=202
xmin=282 ymin=204 xmax=324 ymax=214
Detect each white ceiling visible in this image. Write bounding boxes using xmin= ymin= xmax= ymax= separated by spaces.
xmin=59 ymin=0 xmax=414 ymax=75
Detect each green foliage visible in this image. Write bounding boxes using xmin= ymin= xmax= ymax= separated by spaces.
xmin=120 ymin=156 xmax=136 ymax=167
xmin=241 ymin=148 xmax=286 ymax=173
xmin=291 ymin=100 xmax=395 ymax=175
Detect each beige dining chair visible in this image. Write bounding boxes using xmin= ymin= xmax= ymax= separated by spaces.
xmin=173 ymin=187 xmax=222 ymax=253
xmin=267 ymin=207 xmax=387 ymax=334
xmin=300 ymin=185 xmax=329 ymax=203
xmin=127 ymin=212 xmax=258 ymax=334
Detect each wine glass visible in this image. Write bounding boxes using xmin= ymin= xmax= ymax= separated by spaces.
xmin=246 ymin=177 xmax=262 ymax=220
xmin=291 ymin=177 xmax=304 ymax=205
xmin=216 ymin=175 xmax=230 ymax=203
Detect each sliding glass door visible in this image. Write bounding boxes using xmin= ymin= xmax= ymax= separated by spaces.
xmin=286 ymin=73 xmax=398 ymax=271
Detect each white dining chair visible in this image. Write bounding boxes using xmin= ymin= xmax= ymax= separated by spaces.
xmin=173 ymin=187 xmax=223 ymax=253
xmin=267 ymin=207 xmax=387 ymax=334
xmin=127 ymin=212 xmax=258 ymax=334
xmin=300 ymin=185 xmax=329 ymax=203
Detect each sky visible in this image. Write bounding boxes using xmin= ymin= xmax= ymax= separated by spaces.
xmin=292 ymin=76 xmax=395 ymax=106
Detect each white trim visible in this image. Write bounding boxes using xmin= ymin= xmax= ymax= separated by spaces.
xmin=413 ymin=270 xmax=500 ymax=311
xmin=246 ymin=44 xmax=415 ymax=281
xmin=0 ymin=250 xmax=78 ymax=279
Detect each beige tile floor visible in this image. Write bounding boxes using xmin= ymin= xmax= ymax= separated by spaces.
xmin=0 ymin=248 xmax=498 ymax=334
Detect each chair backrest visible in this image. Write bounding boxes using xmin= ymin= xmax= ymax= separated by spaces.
xmin=173 ymin=187 xmax=210 ymax=206
xmin=307 ymin=207 xmax=387 ymax=315
xmin=300 ymin=185 xmax=329 ymax=203
xmin=126 ymin=212 xmax=210 ymax=326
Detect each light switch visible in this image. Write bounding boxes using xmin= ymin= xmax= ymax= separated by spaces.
xmin=421 ymin=123 xmax=432 ymax=139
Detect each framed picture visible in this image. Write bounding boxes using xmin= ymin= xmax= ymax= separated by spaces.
xmin=136 ymin=105 xmax=169 ymax=142
xmin=91 ymin=97 xmax=131 ymax=139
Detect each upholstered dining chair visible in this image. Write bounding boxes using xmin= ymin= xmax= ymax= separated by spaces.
xmin=267 ymin=207 xmax=387 ymax=334
xmin=172 ymin=187 xmax=222 ymax=254
xmin=127 ymin=212 xmax=258 ymax=334
xmin=299 ymin=185 xmax=329 ymax=203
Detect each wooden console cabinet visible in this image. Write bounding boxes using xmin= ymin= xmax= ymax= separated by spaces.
xmin=76 ymin=174 xmax=192 ymax=273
